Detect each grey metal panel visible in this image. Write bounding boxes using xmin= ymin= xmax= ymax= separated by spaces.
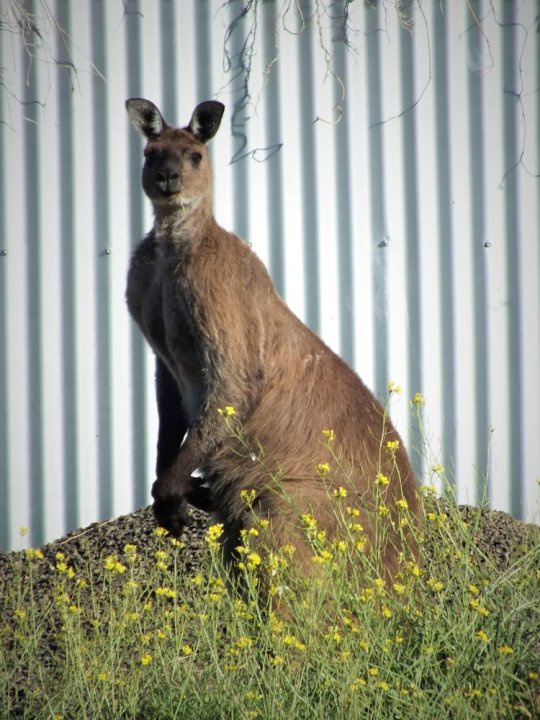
xmin=0 ymin=0 xmax=538 ymax=551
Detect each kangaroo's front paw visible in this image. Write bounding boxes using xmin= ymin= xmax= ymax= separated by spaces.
xmin=152 ymin=479 xmax=190 ymax=537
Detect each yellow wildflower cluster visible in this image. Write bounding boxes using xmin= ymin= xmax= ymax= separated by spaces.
xmin=25 ymin=548 xmax=44 ymax=561
xmin=55 ymin=552 xmax=76 ymax=579
xmin=205 ymin=523 xmax=224 ymax=550
xmin=217 ymin=405 xmax=236 ymax=416
xmin=103 ymin=554 xmax=127 ymax=575
xmin=240 ymin=488 xmax=257 ymax=506
xmin=155 ymin=586 xmax=176 ymax=600
xmin=154 ymin=550 xmax=169 ymax=572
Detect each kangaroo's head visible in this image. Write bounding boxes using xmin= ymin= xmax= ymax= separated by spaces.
xmin=126 ymin=98 xmax=225 ymax=213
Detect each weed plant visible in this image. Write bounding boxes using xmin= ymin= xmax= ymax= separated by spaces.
xmin=1 ymin=392 xmax=538 ymax=719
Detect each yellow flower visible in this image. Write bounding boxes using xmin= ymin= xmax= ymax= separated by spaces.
xmin=206 ymin=523 xmax=224 ymax=548
xmin=322 ymin=429 xmax=335 ymax=442
xmin=378 ymin=681 xmax=390 ymax=691
xmin=14 ymin=608 xmax=26 ymax=621
xmin=240 ymin=489 xmax=256 ymax=506
xmin=301 ymin=513 xmax=317 ymax=531
xmin=388 ymin=381 xmax=402 ymax=394
xmin=469 ymin=598 xmax=490 ymax=616
xmin=103 ymin=555 xmax=127 ymax=574
xmin=312 ymin=549 xmax=333 ymax=565
xmin=375 ymin=473 xmax=389 ymax=486
xmin=282 ymin=543 xmax=296 ymax=556
xmin=333 ymin=486 xmax=347 ymax=498
xmin=431 ymin=463 xmax=445 ymax=474
xmin=411 ymin=392 xmax=425 ymax=405
xmin=316 ymin=462 xmax=331 ymax=475
xmin=154 ymin=527 xmax=168 ymax=537
xmin=25 ymin=548 xmax=44 ymax=560
xmin=393 ymin=582 xmax=406 ymax=594
xmin=396 ymin=498 xmax=409 ymax=510
xmin=140 ymin=653 xmax=153 ymax=666
xmin=350 ymin=678 xmax=367 ymax=691
xmin=182 ymin=644 xmax=193 ymax=656
xmin=368 ymin=667 xmax=379 ymax=676
xmin=386 ymin=440 xmax=400 ymax=450
xmin=377 ymin=504 xmax=390 ymax=517
xmin=283 ymin=635 xmax=306 ymax=651
xmin=235 ymin=636 xmax=253 ymax=651
xmin=271 ymin=655 xmax=285 ymax=667
xmin=246 ymin=552 xmax=262 ymax=571
xmin=156 ymin=587 xmax=176 ymax=599
xmin=476 ymin=629 xmax=489 ymax=643
xmin=426 ymin=578 xmax=444 ymax=593
xmin=217 ymin=405 xmax=236 ymax=416
xmin=97 ymin=672 xmax=109 ymax=682
xmin=468 ymin=584 xmax=479 ymax=596
xmin=498 ymin=645 xmax=513 ymax=655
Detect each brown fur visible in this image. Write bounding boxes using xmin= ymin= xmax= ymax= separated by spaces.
xmin=125 ymin=98 xmax=421 ymax=579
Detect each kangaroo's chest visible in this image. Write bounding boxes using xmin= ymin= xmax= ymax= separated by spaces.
xmin=127 ymin=237 xmax=207 ymax=419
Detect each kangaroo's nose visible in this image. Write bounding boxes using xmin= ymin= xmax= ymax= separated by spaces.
xmin=156 ymin=169 xmax=181 ymax=194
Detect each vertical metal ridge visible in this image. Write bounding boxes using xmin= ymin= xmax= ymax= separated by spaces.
xmin=23 ymin=23 xmax=45 ymax=547
xmin=56 ymin=0 xmax=79 ymax=536
xmin=298 ymin=0 xmax=320 ymax=336
xmin=92 ymin=0 xmax=114 ymax=520
xmin=262 ymin=0 xmax=285 ymax=297
xmin=433 ymin=5 xmax=457 ymax=488
xmin=501 ymin=1 xmax=524 ymax=518
xmin=399 ymin=9 xmax=423 ymax=479
xmin=467 ymin=0 xmax=490 ymax=505
xmin=0 ymin=68 xmax=9 ymax=549
xmin=125 ymin=0 xmax=149 ymax=509
xmin=160 ymin=0 xmax=178 ymax=120
xmin=226 ymin=1 xmax=250 ymax=241
xmin=195 ymin=0 xmax=212 ymax=101
xmin=331 ymin=8 xmax=354 ymax=368
xmin=365 ymin=3 xmax=389 ymax=400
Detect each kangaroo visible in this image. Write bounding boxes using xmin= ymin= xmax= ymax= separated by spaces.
xmin=125 ymin=98 xmax=420 ymax=579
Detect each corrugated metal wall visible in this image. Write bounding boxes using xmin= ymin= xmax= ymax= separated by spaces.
xmin=1 ymin=0 xmax=538 ymax=551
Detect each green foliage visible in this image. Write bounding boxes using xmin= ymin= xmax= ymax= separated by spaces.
xmin=1 ymin=394 xmax=539 ymax=719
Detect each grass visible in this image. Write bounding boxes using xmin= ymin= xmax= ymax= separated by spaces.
xmin=1 ymin=397 xmax=539 ymax=719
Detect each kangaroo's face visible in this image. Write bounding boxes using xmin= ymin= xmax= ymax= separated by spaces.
xmin=141 ymin=129 xmax=210 ymax=208
xmin=126 ymin=98 xmax=225 ymax=210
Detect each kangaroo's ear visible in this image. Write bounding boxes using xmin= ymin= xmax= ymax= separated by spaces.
xmin=187 ymin=101 xmax=225 ymax=143
xmin=125 ymin=98 xmax=167 ymax=138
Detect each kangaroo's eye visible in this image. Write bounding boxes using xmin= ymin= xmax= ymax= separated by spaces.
xmin=190 ymin=151 xmax=202 ymax=166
